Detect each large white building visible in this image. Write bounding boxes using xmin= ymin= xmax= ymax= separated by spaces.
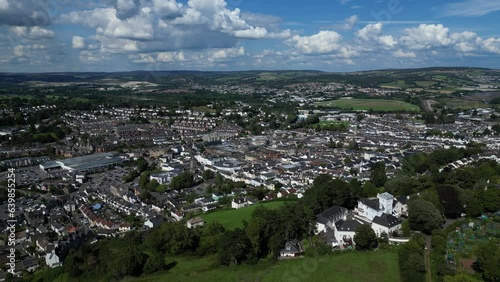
xmin=371 ymin=214 xmax=403 ymax=237
xmin=149 ymin=171 xmax=181 ymax=185
xmin=355 ymin=192 xmax=395 ymax=221
xmin=315 ymin=206 xmax=349 ymax=235
xmin=40 ymin=153 xmax=127 ymax=173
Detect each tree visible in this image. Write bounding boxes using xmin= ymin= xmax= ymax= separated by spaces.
xmin=370 ymin=162 xmax=387 ymax=187
xmin=402 ymin=220 xmax=411 ymax=237
xmin=170 ymin=171 xmax=194 ymax=190
xmin=64 ymin=250 xmax=83 ymax=277
xmin=444 ymin=274 xmax=482 ymax=282
xmin=136 ymin=157 xmax=149 ymax=173
xmin=408 ymin=199 xmax=443 ymax=234
xmin=465 ymin=197 xmax=484 ymax=217
xmin=473 ymin=240 xmax=500 ymax=282
xmin=202 ymin=170 xmax=215 ymax=181
xmin=114 ymin=247 xmax=147 ymax=278
xmin=398 ymin=235 xmax=426 ymax=282
xmin=354 ymin=224 xmax=378 ymax=251
xmin=197 ymin=222 xmax=225 ymax=256
xmin=436 ymin=185 xmax=462 ymax=219
xmin=218 ymin=228 xmax=252 ymax=265
xmin=139 ymin=171 xmax=151 ymax=189
xmin=147 ymin=179 xmax=159 ymax=191
xmin=143 ymin=252 xmax=166 ymax=274
xmin=274 ymin=182 xmax=283 ymax=191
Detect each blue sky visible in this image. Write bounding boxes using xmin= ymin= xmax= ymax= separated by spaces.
xmin=0 ymin=0 xmax=499 ymax=72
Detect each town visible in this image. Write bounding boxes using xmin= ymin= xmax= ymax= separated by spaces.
xmin=0 ymin=69 xmax=499 ymax=282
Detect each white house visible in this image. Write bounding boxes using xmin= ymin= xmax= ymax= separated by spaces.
xmin=355 ymin=192 xmax=394 ymax=221
xmin=334 ymin=219 xmax=362 ymax=248
xmin=45 ymin=247 xmax=62 ymax=268
xmin=232 ymin=197 xmax=247 ymax=209
xmin=149 ymin=172 xmax=179 ymax=185
xmin=170 ymin=210 xmax=184 ymax=222
xmin=393 ymin=196 xmax=410 ymax=217
xmin=279 ymin=240 xmax=304 ymax=258
xmin=371 ymin=214 xmax=403 ymax=237
xmin=315 ymin=206 xmax=349 ymax=235
xmin=119 ymin=223 xmax=131 ymax=232
xmin=187 ymin=217 xmax=205 ymax=229
xmin=144 ymin=215 xmax=165 ymax=228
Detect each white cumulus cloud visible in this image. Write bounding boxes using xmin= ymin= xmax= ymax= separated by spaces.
xmin=72 ymin=36 xmax=85 ymax=49
xmin=288 ymin=31 xmax=342 ymax=54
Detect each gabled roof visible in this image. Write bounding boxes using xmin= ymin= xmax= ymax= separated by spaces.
xmin=187 ymin=217 xmax=204 ymax=225
xmin=395 ymin=196 xmax=409 ymax=205
xmin=378 ymin=192 xmax=394 ymax=200
xmin=318 ymin=206 xmax=348 ymax=222
xmin=281 ymin=239 xmax=304 ymax=254
xmin=335 ymin=219 xmax=361 ymax=232
xmin=372 ymin=214 xmax=402 ymax=228
xmin=359 ymin=198 xmax=380 ymax=210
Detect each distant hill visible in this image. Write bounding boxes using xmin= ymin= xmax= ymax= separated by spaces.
xmin=0 ymin=67 xmax=498 ymax=91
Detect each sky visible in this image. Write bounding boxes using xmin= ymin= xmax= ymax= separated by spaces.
xmin=0 ymin=0 xmax=499 ymax=72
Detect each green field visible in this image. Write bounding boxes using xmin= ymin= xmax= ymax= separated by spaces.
xmin=192 ymin=105 xmax=216 ymax=113
xmin=381 ymin=80 xmax=407 ymax=88
xmin=126 ymin=251 xmax=400 ymax=282
xmin=199 ymin=201 xmax=296 ymax=229
xmin=316 ymin=99 xmax=420 ymax=112
xmin=438 ymin=98 xmax=489 ymax=109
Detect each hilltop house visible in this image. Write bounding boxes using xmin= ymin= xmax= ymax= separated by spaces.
xmin=280 ymin=240 xmax=304 ymax=258
xmin=371 ymin=214 xmax=403 ymax=237
xmin=231 ymin=197 xmax=247 ymax=209
xmin=187 ymin=217 xmax=205 ymax=229
xmin=315 ymin=206 xmax=349 ymax=235
xmin=355 ymin=192 xmax=395 ymax=221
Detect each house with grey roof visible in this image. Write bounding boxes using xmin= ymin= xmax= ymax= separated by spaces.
xmin=334 ymin=219 xmax=361 ymax=248
xmin=371 ymin=214 xmax=403 ymax=237
xmin=355 ymin=192 xmax=394 ymax=221
xmin=279 ymin=239 xmax=304 ymax=258
xmin=315 ymin=206 xmax=349 ymax=235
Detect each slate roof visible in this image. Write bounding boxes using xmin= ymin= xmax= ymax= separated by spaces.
xmin=335 ymin=219 xmax=361 ymax=232
xmin=372 ymin=214 xmax=402 ymax=228
xmin=359 ymin=198 xmax=380 ymax=210
xmin=396 ymin=196 xmax=409 ymax=205
xmin=378 ymin=192 xmax=394 ymax=200
xmin=321 ymin=206 xmax=348 ymax=221
xmin=316 ymin=205 xmax=348 ymax=226
xmin=187 ymin=217 xmax=204 ymax=225
xmin=147 ymin=215 xmax=164 ymax=226
xmin=281 ymin=239 xmax=304 ymax=254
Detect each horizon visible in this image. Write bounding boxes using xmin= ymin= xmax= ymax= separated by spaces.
xmin=1 ymin=65 xmax=499 ymax=75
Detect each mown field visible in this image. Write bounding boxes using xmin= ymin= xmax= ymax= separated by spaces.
xmin=437 ymin=98 xmax=490 ymax=109
xmin=125 ymin=250 xmax=401 ymax=282
xmin=198 ymin=200 xmax=296 ymax=230
xmin=315 ymin=99 xmax=420 ymax=112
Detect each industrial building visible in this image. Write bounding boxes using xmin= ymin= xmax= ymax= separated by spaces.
xmin=40 ymin=153 xmax=127 ymax=173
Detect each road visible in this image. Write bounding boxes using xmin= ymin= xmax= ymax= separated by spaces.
xmin=424 ymin=234 xmax=432 ymax=282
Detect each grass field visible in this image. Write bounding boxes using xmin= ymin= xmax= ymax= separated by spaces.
xmin=198 ymin=201 xmax=296 ymax=230
xmin=381 ymin=80 xmax=407 ymax=88
xmin=315 ymin=99 xmax=420 ymax=112
xmin=126 ymin=251 xmax=401 ymax=282
xmin=438 ymin=98 xmax=489 ymax=109
xmin=192 ymin=105 xmax=216 ymax=113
